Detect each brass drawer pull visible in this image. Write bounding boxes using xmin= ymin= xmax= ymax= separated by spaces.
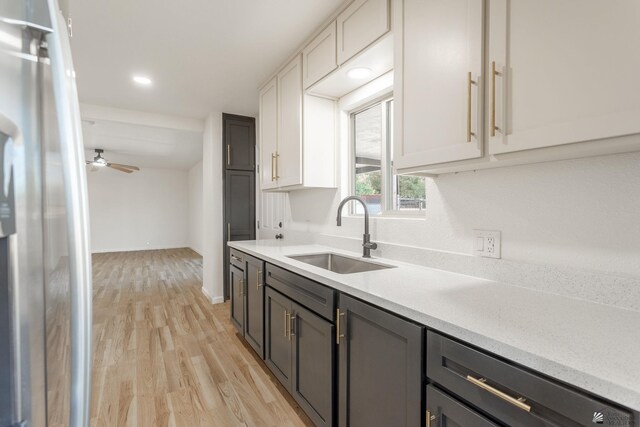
xmin=226 ymin=144 xmax=231 ymax=165
xmin=230 ymin=254 xmax=242 ymax=263
xmin=257 ymin=270 xmax=262 ymax=289
xmin=466 ymin=375 xmax=531 ymax=412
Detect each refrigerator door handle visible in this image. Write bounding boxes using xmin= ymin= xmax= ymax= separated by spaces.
xmin=45 ymin=2 xmax=92 ymax=427
xmin=0 ymin=114 xmax=22 ymax=199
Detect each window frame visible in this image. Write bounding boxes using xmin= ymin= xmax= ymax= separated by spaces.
xmin=349 ymin=96 xmax=425 ymax=217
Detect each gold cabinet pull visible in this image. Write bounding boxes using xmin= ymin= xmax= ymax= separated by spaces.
xmin=284 ymin=310 xmax=289 ymax=338
xmin=467 ymin=71 xmax=477 ymax=142
xmin=286 ymin=312 xmax=292 ymax=340
xmin=336 ymin=309 xmax=345 ymax=344
xmin=230 ymin=254 xmax=242 ymax=263
xmin=271 ymin=153 xmax=276 ymax=181
xmin=257 ymin=270 xmax=262 ymax=290
xmin=239 ymin=279 xmax=244 ymax=297
xmin=466 ymin=375 xmax=531 ymax=412
xmin=289 ymin=315 xmax=296 ymax=337
xmin=226 ymin=144 xmax=231 ymax=166
xmin=275 ymin=152 xmax=280 ymax=180
xmin=491 ymin=61 xmax=502 ymax=137
xmin=426 ymin=409 xmax=437 ymax=426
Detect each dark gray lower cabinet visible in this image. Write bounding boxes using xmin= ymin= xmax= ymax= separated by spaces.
xmin=244 ymin=255 xmax=264 ymax=358
xmin=426 ymin=385 xmax=498 ymax=427
xmin=265 ymin=287 xmax=335 ymax=427
xmin=337 ymin=294 xmax=424 ymax=427
xmin=229 ymin=264 xmax=244 ymax=333
xmin=265 ymin=287 xmax=292 ymax=386
xmin=426 ymin=331 xmax=635 ymax=427
xmin=291 ymin=302 xmax=334 ymax=427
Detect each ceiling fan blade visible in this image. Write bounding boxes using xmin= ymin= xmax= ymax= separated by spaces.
xmin=89 ymin=165 xmax=100 ymax=172
xmin=85 ymin=160 xmax=93 ymax=165
xmin=108 ymin=164 xmax=134 ymax=173
xmin=108 ymin=162 xmax=140 ymax=171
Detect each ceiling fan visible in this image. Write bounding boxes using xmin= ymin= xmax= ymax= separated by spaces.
xmin=85 ymin=149 xmax=140 ymax=173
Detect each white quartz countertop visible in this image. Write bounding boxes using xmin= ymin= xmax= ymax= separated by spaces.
xmin=228 ymin=240 xmax=640 ymax=412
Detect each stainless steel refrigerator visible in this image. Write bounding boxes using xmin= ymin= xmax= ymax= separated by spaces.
xmin=1 ymin=0 xmax=92 ymax=426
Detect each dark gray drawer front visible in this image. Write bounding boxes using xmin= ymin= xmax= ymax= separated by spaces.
xmin=426 ymin=385 xmax=498 ymax=427
xmin=229 ymin=248 xmax=245 ymax=270
xmin=266 ymin=263 xmax=335 ymax=321
xmin=427 ymin=331 xmax=634 ymax=427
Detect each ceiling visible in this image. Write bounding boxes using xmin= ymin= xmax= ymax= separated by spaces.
xmin=69 ymin=0 xmax=346 ymax=119
xmin=82 ymin=119 xmax=203 ymax=169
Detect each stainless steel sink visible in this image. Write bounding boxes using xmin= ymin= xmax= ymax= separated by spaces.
xmin=287 ymin=253 xmax=395 ymax=274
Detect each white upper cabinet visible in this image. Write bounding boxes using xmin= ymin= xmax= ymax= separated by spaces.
xmin=337 ymin=0 xmax=390 ymax=65
xmin=258 ymin=55 xmax=336 ymax=191
xmin=302 ymin=22 xmax=338 ymax=89
xmin=395 ymin=0 xmax=484 ymax=169
xmin=488 ymin=0 xmax=640 ymax=155
xmin=277 ymin=55 xmax=303 ymax=188
xmin=259 ymin=77 xmax=278 ymax=190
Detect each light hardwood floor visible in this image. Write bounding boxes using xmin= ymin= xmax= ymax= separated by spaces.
xmin=90 ymin=248 xmax=313 ymax=426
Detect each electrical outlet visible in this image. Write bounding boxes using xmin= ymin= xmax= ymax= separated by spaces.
xmin=473 ymin=230 xmax=501 ymax=259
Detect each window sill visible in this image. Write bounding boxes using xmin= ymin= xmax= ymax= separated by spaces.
xmin=349 ymin=211 xmax=426 ymax=220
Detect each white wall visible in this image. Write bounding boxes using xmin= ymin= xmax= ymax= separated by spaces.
xmin=188 ymin=161 xmax=203 ymax=255
xmin=87 ymin=167 xmax=189 ymax=253
xmin=202 ymin=112 xmax=225 ymax=303
xmin=285 ymin=151 xmax=640 ymax=278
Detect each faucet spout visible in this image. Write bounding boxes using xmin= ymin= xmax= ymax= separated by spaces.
xmin=336 ymin=196 xmax=377 ymax=258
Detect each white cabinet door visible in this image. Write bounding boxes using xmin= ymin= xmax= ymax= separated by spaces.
xmin=337 ymin=0 xmax=390 ymax=65
xmin=277 ymin=55 xmax=303 ymax=188
xmin=259 ymin=77 xmax=278 ymax=190
xmin=303 ymin=22 xmax=338 ymax=89
xmin=395 ymin=0 xmax=484 ymax=170
xmin=488 ymin=0 xmax=640 ymax=155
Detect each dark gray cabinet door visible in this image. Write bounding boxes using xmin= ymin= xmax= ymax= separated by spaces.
xmin=265 ymin=287 xmax=293 ymax=390
xmin=291 ymin=302 xmax=335 ymax=427
xmin=223 ymin=113 xmax=255 ymax=171
xmin=225 ymin=170 xmax=255 ymax=242
xmin=426 ymin=385 xmax=498 ymax=427
xmin=338 ymin=294 xmax=424 ymax=427
xmin=229 ymin=264 xmax=244 ymax=334
xmin=244 ymin=255 xmax=264 ymax=359
xmin=223 ymin=170 xmax=255 ymax=300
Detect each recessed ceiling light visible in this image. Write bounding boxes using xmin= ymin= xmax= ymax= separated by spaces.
xmin=347 ymin=67 xmax=372 ymax=80
xmin=132 ymin=75 xmax=152 ymax=86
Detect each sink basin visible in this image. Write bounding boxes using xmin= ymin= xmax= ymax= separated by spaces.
xmin=287 ymin=253 xmax=395 ymax=274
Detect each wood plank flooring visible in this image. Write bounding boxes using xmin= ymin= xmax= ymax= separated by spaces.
xmin=90 ymin=248 xmax=313 ymax=426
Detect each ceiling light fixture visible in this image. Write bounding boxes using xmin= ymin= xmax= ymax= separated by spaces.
xmin=347 ymin=67 xmax=372 ymax=80
xmin=132 ymin=75 xmax=153 ymax=86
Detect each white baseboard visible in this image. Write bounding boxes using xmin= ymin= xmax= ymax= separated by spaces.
xmin=91 ymin=244 xmax=189 ymax=254
xmin=201 ymin=286 xmax=224 ymax=304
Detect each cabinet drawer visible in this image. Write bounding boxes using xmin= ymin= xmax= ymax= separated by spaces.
xmin=427 ymin=331 xmax=634 ymax=426
xmin=229 ymin=248 xmax=245 ymax=270
xmin=265 ymin=263 xmax=335 ymax=321
xmin=426 ymin=385 xmax=498 ymax=427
